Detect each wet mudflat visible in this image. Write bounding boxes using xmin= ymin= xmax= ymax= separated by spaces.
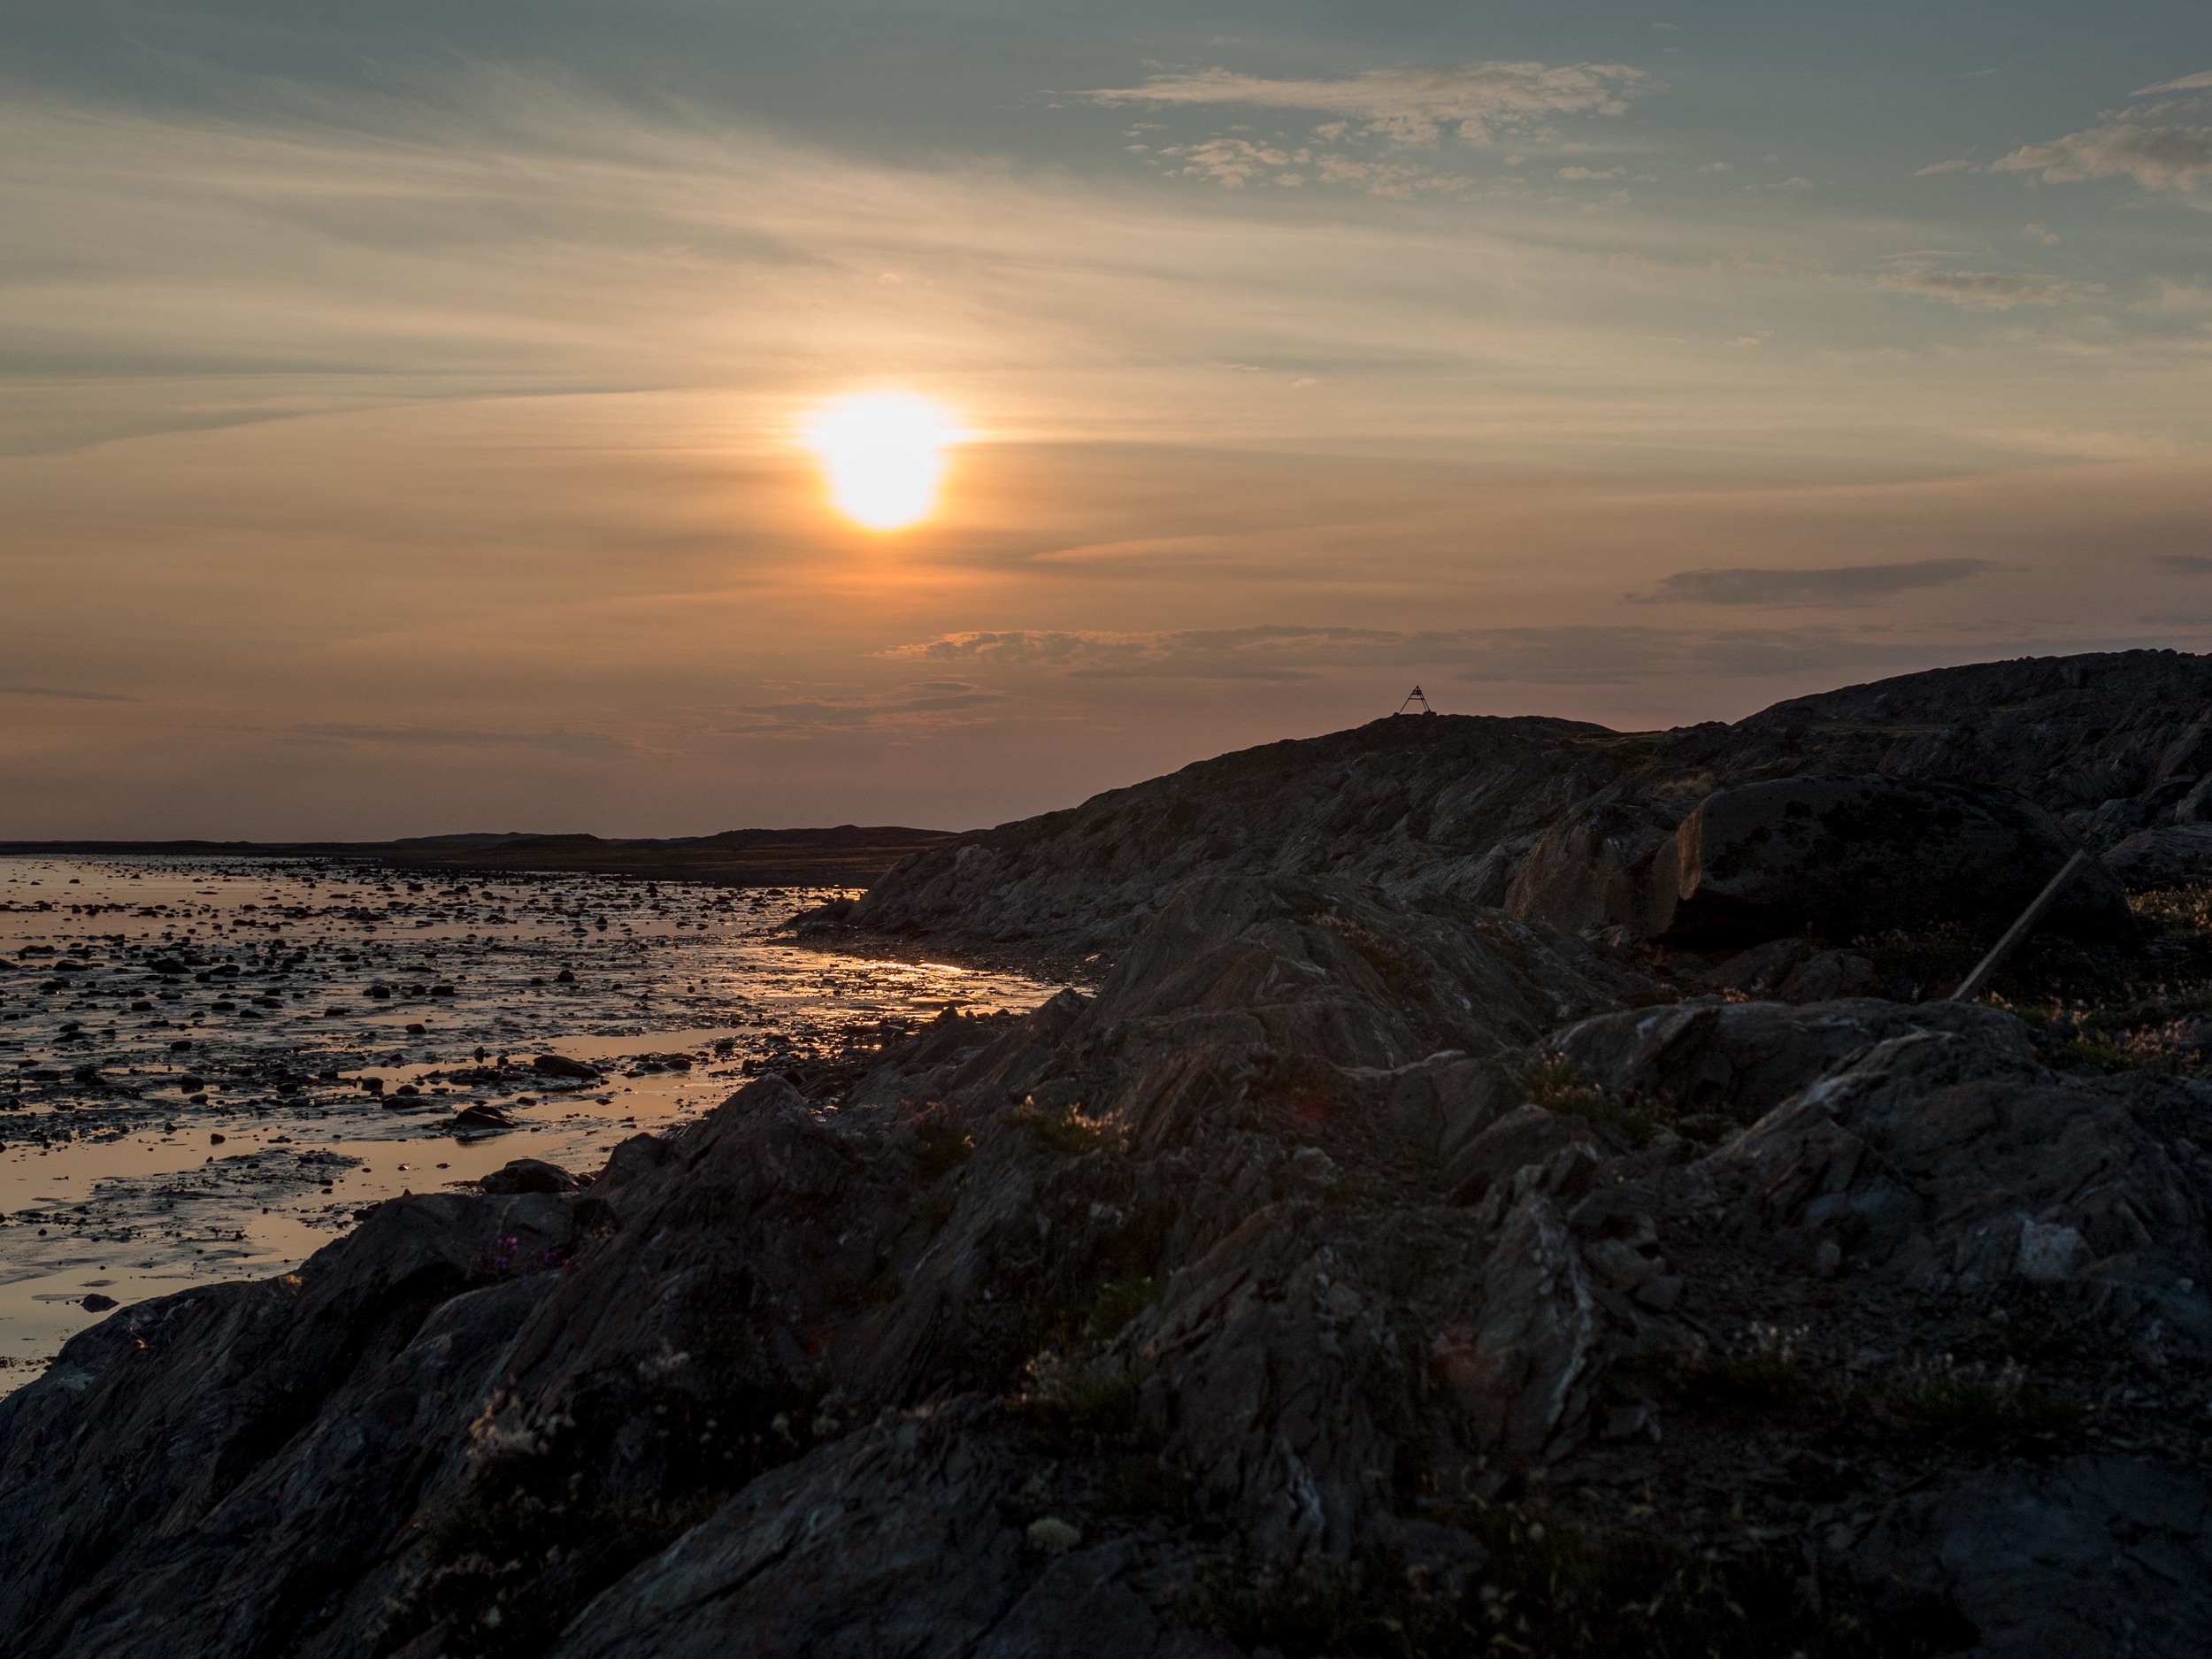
xmin=0 ymin=856 xmax=1059 ymax=1390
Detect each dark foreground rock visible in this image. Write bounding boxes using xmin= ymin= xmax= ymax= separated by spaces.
xmin=8 ymin=654 xmax=2212 ymax=1659
xmin=4 ymin=864 xmax=2209 ymax=1658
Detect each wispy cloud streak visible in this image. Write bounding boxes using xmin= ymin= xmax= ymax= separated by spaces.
xmin=1080 ymin=62 xmax=1644 ymax=148
xmin=1628 ymin=560 xmax=1992 ymax=605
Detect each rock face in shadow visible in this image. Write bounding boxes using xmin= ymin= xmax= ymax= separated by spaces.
xmin=1654 ymin=777 xmax=2135 ymax=945
xmin=2102 ymin=821 xmax=2212 ymax=892
xmin=7 ymin=656 xmax=2212 ymax=1659
xmin=1847 ymin=1455 xmax=2212 ymax=1656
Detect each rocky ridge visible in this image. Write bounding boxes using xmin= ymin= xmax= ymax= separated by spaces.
xmin=848 ymin=649 xmax=2212 ymax=955
xmin=4 ymin=652 xmax=2212 ymax=1657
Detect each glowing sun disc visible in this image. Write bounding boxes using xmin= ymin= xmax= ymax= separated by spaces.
xmin=803 ymin=392 xmax=963 ymax=530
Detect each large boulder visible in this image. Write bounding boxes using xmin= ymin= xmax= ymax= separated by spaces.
xmin=1650 ymin=776 xmax=2132 ymax=946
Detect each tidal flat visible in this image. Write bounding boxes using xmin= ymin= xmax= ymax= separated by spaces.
xmin=0 ymin=856 xmax=1057 ymax=1387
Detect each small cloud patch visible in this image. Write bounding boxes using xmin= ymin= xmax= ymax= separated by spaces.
xmin=1628 ymin=559 xmax=1991 ymax=607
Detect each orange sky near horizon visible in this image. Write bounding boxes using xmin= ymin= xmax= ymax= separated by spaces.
xmin=6 ymin=21 xmax=2212 ymax=839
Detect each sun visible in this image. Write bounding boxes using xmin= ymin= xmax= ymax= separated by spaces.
xmin=803 ymin=392 xmax=964 ymax=531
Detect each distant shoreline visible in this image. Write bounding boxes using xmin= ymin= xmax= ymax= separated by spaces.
xmin=0 ymin=826 xmax=956 ymax=888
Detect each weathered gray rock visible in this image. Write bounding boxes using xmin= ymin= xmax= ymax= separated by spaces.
xmin=1705 ymin=1035 xmax=2212 ymax=1339
xmin=1502 ymin=793 xmax=1681 ymax=936
xmin=548 ymin=1398 xmax=1031 ymax=1659
xmin=1848 ymin=1455 xmax=2212 ymax=1657
xmin=852 ymin=716 xmax=1610 ymax=951
xmin=1442 ymin=1104 xmax=1594 ymax=1204
xmin=1548 ymin=996 xmax=2036 ymax=1125
xmin=1128 ymin=1206 xmax=1423 ymax=1560
xmin=1125 ymin=1194 xmax=1616 ymax=1560
xmin=972 ymin=1544 xmax=1240 ymax=1659
xmin=0 ymin=1194 xmax=576 ymax=1656
xmin=1076 ymin=873 xmax=1649 ymax=1078
xmin=2102 ymin=821 xmax=2212 ymax=891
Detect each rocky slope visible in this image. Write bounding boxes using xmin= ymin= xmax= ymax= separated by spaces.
xmin=4 ymin=651 xmax=2212 ymax=1659
xmin=849 ymin=649 xmax=2212 ymax=954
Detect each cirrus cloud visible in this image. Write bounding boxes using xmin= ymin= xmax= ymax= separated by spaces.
xmin=1992 ymin=121 xmax=2212 ymax=196
xmin=2133 ymin=72 xmax=2212 ymax=96
xmin=1627 ymin=559 xmax=1991 ymax=606
xmin=1871 ymin=268 xmax=2108 ymax=310
xmin=1079 ymin=62 xmax=1645 ymax=149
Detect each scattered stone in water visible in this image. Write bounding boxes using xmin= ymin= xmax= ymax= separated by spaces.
xmin=480 ymin=1157 xmax=578 ymax=1194
xmin=449 ymin=1103 xmax=516 ymax=1133
xmin=531 ymin=1053 xmax=601 ymax=1081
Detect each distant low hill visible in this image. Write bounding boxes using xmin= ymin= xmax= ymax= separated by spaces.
xmin=0 ymin=825 xmax=954 ymax=887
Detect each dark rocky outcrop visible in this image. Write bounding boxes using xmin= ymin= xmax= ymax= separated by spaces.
xmin=851 ymin=650 xmax=2212 ymax=956
xmin=7 ymin=651 xmax=2212 ymax=1658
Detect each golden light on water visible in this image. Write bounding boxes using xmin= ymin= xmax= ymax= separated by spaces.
xmin=803 ymin=392 xmax=964 ymax=531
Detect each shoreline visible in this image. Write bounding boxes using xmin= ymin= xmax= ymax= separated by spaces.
xmin=0 ymin=827 xmax=955 ymax=890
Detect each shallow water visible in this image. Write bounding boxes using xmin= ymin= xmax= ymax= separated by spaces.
xmin=0 ymin=855 xmax=1061 ymax=1392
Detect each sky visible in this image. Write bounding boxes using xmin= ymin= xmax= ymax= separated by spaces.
xmin=4 ymin=1 xmax=2211 ymax=838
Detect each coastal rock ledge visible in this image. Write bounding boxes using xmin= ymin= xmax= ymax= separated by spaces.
xmin=5 ymin=651 xmax=2212 ymax=1659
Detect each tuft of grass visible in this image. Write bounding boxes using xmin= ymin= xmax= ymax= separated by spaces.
xmin=1658 ymin=1328 xmax=1814 ymax=1409
xmin=914 ymin=1115 xmax=973 ymax=1179
xmin=1093 ymin=1453 xmax=1194 ymax=1520
xmin=415 ymin=1485 xmax=724 ymax=1659
xmin=1520 ymin=1056 xmax=1601 ymax=1115
xmin=1085 ymin=1271 xmax=1160 ymax=1340
xmin=1853 ymin=922 xmax=1985 ymax=994
xmin=1880 ymin=1358 xmax=2082 ymax=1450
xmin=1187 ymin=1507 xmax=1977 ymax=1659
xmin=2131 ymin=881 xmax=2212 ymax=935
xmin=1013 ymin=1348 xmax=1140 ymax=1447
xmin=1671 ymin=1111 xmax=1735 ymax=1146
xmin=1010 ymin=1102 xmax=1118 ymax=1156
xmin=1519 ymin=1056 xmax=1663 ymax=1145
xmin=392 ymin=1381 xmax=818 ymax=1659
